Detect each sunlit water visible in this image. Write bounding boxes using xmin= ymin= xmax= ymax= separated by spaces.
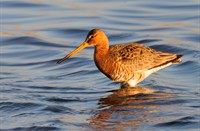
xmin=1 ymin=0 xmax=200 ymax=130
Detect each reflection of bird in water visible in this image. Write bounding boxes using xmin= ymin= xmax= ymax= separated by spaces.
xmin=57 ymin=29 xmax=182 ymax=87
xmin=99 ymin=86 xmax=154 ymax=106
xmin=89 ymin=86 xmax=176 ymax=130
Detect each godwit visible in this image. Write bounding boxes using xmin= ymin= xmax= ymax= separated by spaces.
xmin=57 ymin=29 xmax=182 ymax=87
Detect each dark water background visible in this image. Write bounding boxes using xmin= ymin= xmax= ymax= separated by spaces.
xmin=1 ymin=0 xmax=200 ymax=130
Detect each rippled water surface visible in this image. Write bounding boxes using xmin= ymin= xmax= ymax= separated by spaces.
xmin=1 ymin=0 xmax=200 ymax=130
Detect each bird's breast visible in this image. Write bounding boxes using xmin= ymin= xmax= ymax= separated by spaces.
xmin=94 ymin=55 xmax=133 ymax=82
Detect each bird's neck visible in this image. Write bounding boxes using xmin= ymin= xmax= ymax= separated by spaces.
xmin=94 ymin=43 xmax=109 ymax=72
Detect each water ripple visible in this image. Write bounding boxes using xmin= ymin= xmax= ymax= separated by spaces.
xmin=1 ymin=0 xmax=50 ymax=8
xmin=1 ymin=0 xmax=199 ymax=130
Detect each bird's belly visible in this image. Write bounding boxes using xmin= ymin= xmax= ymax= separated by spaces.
xmin=104 ymin=64 xmax=133 ymax=82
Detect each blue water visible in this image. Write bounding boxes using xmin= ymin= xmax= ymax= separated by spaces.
xmin=1 ymin=0 xmax=200 ymax=130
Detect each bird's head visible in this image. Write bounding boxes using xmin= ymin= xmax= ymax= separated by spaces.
xmin=57 ymin=29 xmax=108 ymax=64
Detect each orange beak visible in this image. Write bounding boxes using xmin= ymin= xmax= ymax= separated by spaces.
xmin=57 ymin=42 xmax=89 ymax=64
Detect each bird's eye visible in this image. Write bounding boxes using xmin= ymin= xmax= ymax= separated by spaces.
xmin=89 ymin=35 xmax=94 ymax=39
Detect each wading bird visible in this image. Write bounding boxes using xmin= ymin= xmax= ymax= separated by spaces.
xmin=57 ymin=29 xmax=182 ymax=87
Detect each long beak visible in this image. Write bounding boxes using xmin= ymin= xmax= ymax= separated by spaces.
xmin=57 ymin=42 xmax=89 ymax=64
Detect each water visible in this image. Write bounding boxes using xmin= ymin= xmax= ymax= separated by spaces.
xmin=1 ymin=0 xmax=200 ymax=130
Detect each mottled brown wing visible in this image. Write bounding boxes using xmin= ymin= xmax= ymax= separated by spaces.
xmin=115 ymin=43 xmax=181 ymax=71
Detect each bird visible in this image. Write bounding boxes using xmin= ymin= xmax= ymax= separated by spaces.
xmin=57 ymin=29 xmax=182 ymax=87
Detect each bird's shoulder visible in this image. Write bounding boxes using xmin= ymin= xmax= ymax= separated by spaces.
xmin=109 ymin=43 xmax=156 ymax=60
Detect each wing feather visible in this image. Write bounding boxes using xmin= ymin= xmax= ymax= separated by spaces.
xmin=110 ymin=43 xmax=181 ymax=71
